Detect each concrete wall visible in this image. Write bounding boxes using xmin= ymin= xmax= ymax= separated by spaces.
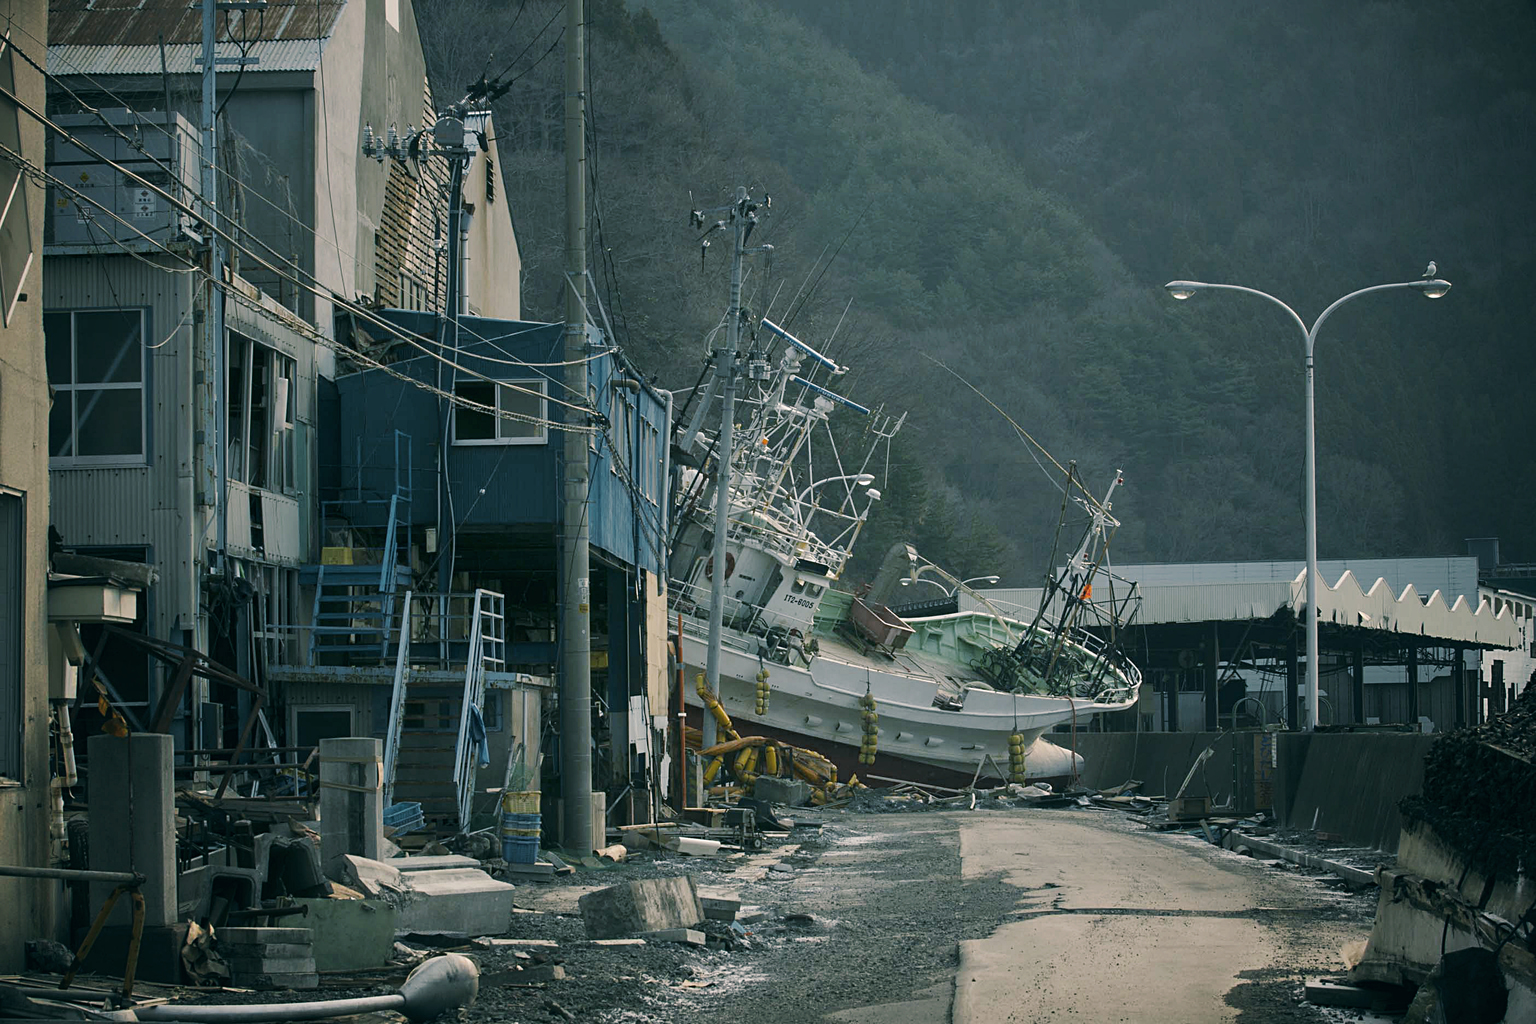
xmin=1276 ymin=732 xmax=1436 ymax=854
xmin=460 ymin=122 xmax=520 ymax=321
xmin=1072 ymin=729 xmax=1438 ymax=855
xmin=0 ymin=0 xmax=55 ymax=971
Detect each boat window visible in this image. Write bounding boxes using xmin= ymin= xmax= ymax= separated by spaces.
xmin=791 ymin=579 xmax=806 ymax=593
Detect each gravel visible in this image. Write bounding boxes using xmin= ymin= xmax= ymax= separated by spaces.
xmin=447 ymin=812 xmax=1018 ymax=1024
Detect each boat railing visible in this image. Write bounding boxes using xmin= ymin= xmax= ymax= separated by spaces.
xmin=975 ymin=619 xmax=1140 ymax=705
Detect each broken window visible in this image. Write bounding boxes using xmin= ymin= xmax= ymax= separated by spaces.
xmin=452 ymin=378 xmax=546 ymax=445
xmin=291 ymin=706 xmax=353 ymax=754
xmin=45 ymin=308 xmax=146 ymax=464
xmin=226 ymin=332 xmax=297 ymax=492
xmin=0 ymin=35 xmax=33 ymax=328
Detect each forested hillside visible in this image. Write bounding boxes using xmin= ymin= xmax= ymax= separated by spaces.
xmin=416 ymin=0 xmax=1536 ymax=583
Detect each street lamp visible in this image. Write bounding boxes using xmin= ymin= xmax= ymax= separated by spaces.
xmin=1163 ymin=268 xmax=1452 ymax=731
xmin=899 ymin=573 xmax=1001 ymax=596
xmin=794 ymin=473 xmax=875 ymax=507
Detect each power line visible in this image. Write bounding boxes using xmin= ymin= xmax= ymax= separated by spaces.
xmin=0 ymin=138 xmax=590 ymax=436
xmin=25 ymin=30 xmax=482 ymax=357
xmin=5 ymin=73 xmax=591 ymax=411
xmin=483 ymin=2 xmax=565 ymax=96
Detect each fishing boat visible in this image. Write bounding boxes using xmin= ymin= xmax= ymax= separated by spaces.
xmin=667 ymin=317 xmax=1141 ymax=789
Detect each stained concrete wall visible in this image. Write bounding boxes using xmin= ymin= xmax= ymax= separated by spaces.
xmin=0 ymin=0 xmax=56 ymax=972
xmin=1071 ymin=729 xmax=1438 ymax=855
xmin=1071 ymin=731 xmax=1241 ymax=802
xmin=1275 ymin=732 xmax=1436 ymax=855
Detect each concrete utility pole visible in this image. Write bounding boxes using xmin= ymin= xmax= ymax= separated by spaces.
xmin=435 ymin=123 xmax=469 ymax=621
xmin=692 ymin=187 xmax=771 ymax=747
xmin=560 ymin=0 xmax=594 ymax=855
xmin=198 ymin=0 xmax=224 ymax=566
xmin=701 ymin=188 xmax=748 ymax=748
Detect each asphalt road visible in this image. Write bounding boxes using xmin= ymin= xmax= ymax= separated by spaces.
xmin=952 ymin=810 xmax=1376 ymax=1023
xmin=478 ymin=805 xmax=1376 ymax=1023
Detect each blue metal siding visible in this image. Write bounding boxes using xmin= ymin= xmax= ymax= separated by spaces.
xmin=333 ymin=312 xmax=667 ymax=575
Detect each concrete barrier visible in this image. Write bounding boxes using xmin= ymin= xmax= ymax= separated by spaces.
xmin=1279 ymin=732 xmax=1436 ymax=854
xmin=1069 ymin=732 xmax=1237 ymax=801
xmin=1072 ymin=729 xmax=1437 ymax=855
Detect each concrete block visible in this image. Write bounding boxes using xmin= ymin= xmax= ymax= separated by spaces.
xmin=339 ymin=854 xmax=409 ymax=896
xmin=220 ymin=942 xmax=314 ymax=959
xmin=228 ymin=956 xmax=317 ymax=974
xmin=396 ymin=869 xmax=516 ymax=937
xmin=217 ymin=927 xmax=313 ymax=944
xmin=293 ymin=898 xmax=396 ymax=972
xmin=753 ymin=776 xmax=813 ymax=806
xmin=319 ymin=737 xmax=383 ymax=873
xmin=391 ymin=855 xmax=482 ymax=872
xmin=88 ymin=734 xmax=177 ymax=928
xmin=500 ymin=860 xmax=556 ymax=879
xmin=243 ymin=972 xmax=319 ymax=991
xmin=700 ymin=895 xmax=741 ymax=922
xmin=578 ymin=876 xmax=704 ymax=939
xmin=641 ymin=928 xmax=707 ymax=947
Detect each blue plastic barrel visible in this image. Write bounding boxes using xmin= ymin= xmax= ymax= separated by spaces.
xmin=502 ymin=834 xmax=540 ymax=864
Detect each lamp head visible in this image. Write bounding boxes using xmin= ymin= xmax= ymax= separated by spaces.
xmin=854 ymin=473 xmax=875 ymax=486
xmin=980 ymin=575 xmax=1000 ymax=584
xmin=1411 ymin=278 xmax=1452 ymax=300
xmin=1164 ymin=281 xmax=1199 ymax=301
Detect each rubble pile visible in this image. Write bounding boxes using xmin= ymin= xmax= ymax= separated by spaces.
xmin=1400 ymin=683 xmax=1536 ymax=879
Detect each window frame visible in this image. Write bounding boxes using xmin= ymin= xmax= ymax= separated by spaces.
xmin=46 ymin=307 xmax=149 ymax=468
xmin=226 ymin=331 xmax=298 ymax=494
xmin=0 ymin=489 xmax=22 ymax=783
xmin=0 ymin=33 xmax=33 ymax=329
xmin=451 ymin=378 xmax=548 ymax=446
xmin=289 ymin=704 xmax=355 ymax=753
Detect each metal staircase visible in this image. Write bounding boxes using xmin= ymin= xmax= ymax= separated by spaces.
xmin=307 ymin=432 xmax=413 ymax=665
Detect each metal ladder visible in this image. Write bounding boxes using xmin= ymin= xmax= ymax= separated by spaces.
xmin=451 ymin=590 xmax=506 ymax=831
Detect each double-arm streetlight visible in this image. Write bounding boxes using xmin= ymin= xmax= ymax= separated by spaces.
xmin=899 ymin=573 xmax=1001 ymax=596
xmin=1164 ymin=269 xmax=1452 ymax=731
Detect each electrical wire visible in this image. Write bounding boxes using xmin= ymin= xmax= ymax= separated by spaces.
xmin=483 ymin=1 xmax=564 ymax=95
xmin=213 ymin=6 xmax=263 ymax=117
xmin=3 ymin=140 xmax=590 ymax=436
xmin=497 ymin=27 xmax=565 ymax=90
xmin=3 ymin=80 xmax=592 ymax=417
xmin=23 ymin=31 xmax=561 ymax=391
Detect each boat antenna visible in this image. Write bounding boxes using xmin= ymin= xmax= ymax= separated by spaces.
xmin=919 ymin=354 xmax=1099 ymax=507
xmin=784 ymin=199 xmax=871 ymax=329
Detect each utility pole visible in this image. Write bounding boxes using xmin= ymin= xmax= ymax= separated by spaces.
xmin=434 ymin=120 xmax=469 ymax=628
xmin=194 ymin=0 xmax=260 ymax=750
xmin=692 ymin=188 xmax=771 ymax=747
xmin=560 ymin=0 xmax=594 ymax=856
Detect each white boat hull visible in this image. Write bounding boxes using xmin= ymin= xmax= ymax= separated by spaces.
xmin=678 ymin=631 xmax=1133 ymax=785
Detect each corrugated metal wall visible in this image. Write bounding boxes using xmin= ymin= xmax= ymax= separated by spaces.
xmin=46 ymin=253 xmax=197 ymax=634
xmin=47 ymin=255 xmax=323 ymax=636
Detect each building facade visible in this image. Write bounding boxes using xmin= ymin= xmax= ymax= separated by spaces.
xmin=41 ymin=0 xmax=519 ymax=757
xmin=0 ymin=0 xmax=52 ymax=971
